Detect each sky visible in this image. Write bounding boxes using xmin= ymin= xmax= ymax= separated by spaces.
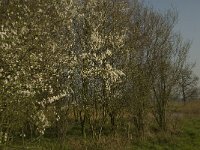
xmin=143 ymin=0 xmax=200 ymax=78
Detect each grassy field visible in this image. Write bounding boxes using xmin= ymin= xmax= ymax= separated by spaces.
xmin=131 ymin=118 xmax=200 ymax=150
xmin=1 ymin=101 xmax=200 ymax=150
xmin=132 ymin=101 xmax=200 ymax=150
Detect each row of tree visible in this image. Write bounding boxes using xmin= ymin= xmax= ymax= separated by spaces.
xmin=0 ymin=0 xmax=198 ymax=145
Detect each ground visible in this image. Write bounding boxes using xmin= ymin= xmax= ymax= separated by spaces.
xmin=1 ymin=101 xmax=200 ymax=150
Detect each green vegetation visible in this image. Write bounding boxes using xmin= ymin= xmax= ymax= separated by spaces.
xmin=132 ymin=119 xmax=200 ymax=150
xmin=1 ymin=114 xmax=200 ymax=150
xmin=0 ymin=0 xmax=199 ymax=149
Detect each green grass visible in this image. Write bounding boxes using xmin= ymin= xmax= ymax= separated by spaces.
xmin=175 ymin=119 xmax=200 ymax=150
xmin=1 ymin=118 xmax=200 ymax=150
xmin=131 ymin=118 xmax=200 ymax=150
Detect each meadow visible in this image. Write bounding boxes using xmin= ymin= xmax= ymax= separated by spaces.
xmin=1 ymin=101 xmax=200 ymax=150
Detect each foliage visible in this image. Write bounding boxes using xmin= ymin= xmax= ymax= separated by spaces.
xmin=0 ymin=0 xmax=198 ymax=148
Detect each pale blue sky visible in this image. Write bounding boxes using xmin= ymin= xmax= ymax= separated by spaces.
xmin=143 ymin=0 xmax=200 ymax=77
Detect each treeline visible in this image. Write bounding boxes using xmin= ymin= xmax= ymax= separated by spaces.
xmin=0 ymin=0 xmax=198 ymax=146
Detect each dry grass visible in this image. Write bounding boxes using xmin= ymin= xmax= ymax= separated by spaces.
xmin=176 ymin=100 xmax=200 ymax=117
